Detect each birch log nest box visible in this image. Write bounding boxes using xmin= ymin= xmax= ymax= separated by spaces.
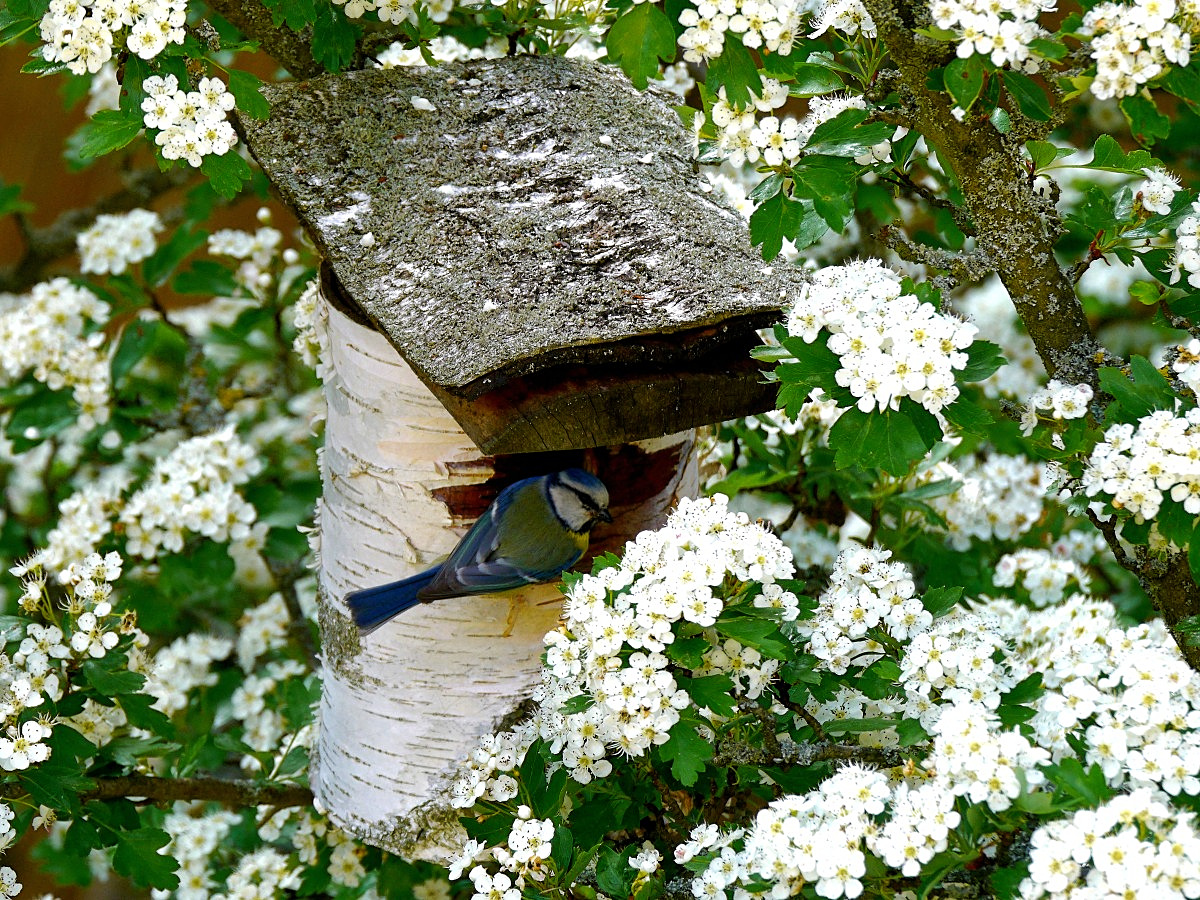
xmin=241 ymin=54 xmax=805 ymax=858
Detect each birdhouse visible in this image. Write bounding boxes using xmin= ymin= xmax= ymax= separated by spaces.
xmin=241 ymin=54 xmax=804 ymax=859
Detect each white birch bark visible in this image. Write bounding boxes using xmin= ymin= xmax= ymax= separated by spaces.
xmin=312 ymin=293 xmax=701 ymax=858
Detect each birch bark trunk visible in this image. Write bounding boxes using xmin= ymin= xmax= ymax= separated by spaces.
xmin=311 ymin=293 xmax=701 ymax=857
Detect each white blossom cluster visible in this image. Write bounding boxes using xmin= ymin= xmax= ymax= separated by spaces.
xmin=712 ymin=87 xmax=895 ymax=169
xmin=928 ymin=0 xmax=1052 ymax=70
xmin=800 ymin=545 xmax=927 ymax=675
xmin=808 ymin=0 xmax=875 ymax=37
xmin=39 ymin=0 xmax=186 ymax=74
xmin=2 ymin=552 xmax=136 ymax=775
xmin=0 ymin=278 xmax=112 ymax=431
xmin=785 ymin=259 xmax=978 ymax=415
xmin=1080 ymin=407 xmax=1200 ymax=522
xmin=1020 ymin=379 xmax=1094 ymax=436
xmin=447 ymin=494 xmax=798 ymax=808
xmin=993 ymin=548 xmax=1092 ymax=607
xmin=208 ymin=214 xmax=285 ymax=294
xmin=236 ymin=593 xmax=292 ymax=671
xmin=991 ymin=596 xmax=1200 ymax=798
xmin=376 ymin=34 xmax=507 ymax=66
xmin=1173 ymin=337 xmax=1200 ymax=398
xmin=78 ymin=208 xmax=163 ymax=276
xmin=141 ymin=75 xmax=238 ymax=168
xmin=229 ymin=659 xmax=309 ymax=772
xmin=1170 ymin=200 xmax=1200 ymax=288
xmin=145 ymin=633 xmax=235 ymax=716
xmin=1021 ymin=790 xmax=1200 ymax=898
xmin=329 ymin=0 xmax=418 ymax=25
xmin=258 ymin=808 xmax=368 ymax=890
xmin=290 ymin=280 xmax=325 ymax=370
xmin=28 ymin=473 xmax=126 ymax=577
xmin=678 ymin=0 xmax=803 ymax=63
xmin=1137 ymin=166 xmax=1183 ymax=215
xmin=1080 ymin=0 xmax=1194 ymax=100
xmin=154 ymin=805 xmax=242 ymax=900
xmin=224 ymin=847 xmax=302 ymax=898
xmin=897 ymin=611 xmax=1020 ymax=730
xmin=120 ymin=424 xmax=262 ymax=558
xmin=923 ymin=453 xmax=1049 ymax=550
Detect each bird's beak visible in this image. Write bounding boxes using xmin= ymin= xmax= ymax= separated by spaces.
xmin=598 ymin=509 xmax=613 ymax=524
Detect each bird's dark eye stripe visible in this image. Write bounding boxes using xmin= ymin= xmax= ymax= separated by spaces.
xmin=568 ymin=487 xmax=600 ymax=512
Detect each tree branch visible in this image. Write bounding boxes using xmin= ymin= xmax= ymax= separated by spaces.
xmin=0 ymin=167 xmax=195 ymax=294
xmin=861 ymin=0 xmax=1098 ymax=381
xmin=2 ymin=773 xmax=313 ymax=808
xmin=204 ymin=0 xmax=324 ymax=79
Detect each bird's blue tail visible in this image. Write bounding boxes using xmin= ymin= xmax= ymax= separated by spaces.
xmin=344 ymin=567 xmax=440 ymax=635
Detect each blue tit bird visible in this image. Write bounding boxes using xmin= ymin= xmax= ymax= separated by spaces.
xmin=345 ymin=468 xmax=612 ymax=635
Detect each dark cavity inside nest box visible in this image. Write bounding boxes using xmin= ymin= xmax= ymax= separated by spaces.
xmin=243 ymin=54 xmax=806 ymax=454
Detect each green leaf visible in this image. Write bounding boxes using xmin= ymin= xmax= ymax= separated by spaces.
xmin=681 ymin=674 xmax=738 ymax=718
xmin=1099 ymin=356 xmax=1175 ymax=423
xmin=921 ymin=585 xmax=962 ymax=617
xmin=111 ymin=319 xmax=181 ymax=385
xmin=605 ymin=3 xmax=676 ymax=91
xmin=1087 ymin=134 xmax=1156 ymax=174
xmin=172 ymin=259 xmax=241 ymax=296
xmin=944 ymin=55 xmax=986 ymax=111
xmin=992 ymin=862 xmax=1032 ymax=900
xmin=959 ymin=339 xmax=1006 ymax=382
xmin=792 ymin=158 xmax=856 ymax=231
xmin=897 ymin=718 xmax=930 ymax=746
xmin=312 ymin=2 xmax=359 ymax=72
xmin=828 ymin=401 xmax=943 ymax=477
xmin=80 ymin=660 xmax=145 ymax=696
xmin=942 ymin=395 xmax=993 ymax=436
xmin=823 ymin=716 xmax=897 ymax=734
xmin=1120 ymin=93 xmax=1171 ymax=146
xmin=1042 ymin=758 xmax=1112 ymax=807
xmin=658 ymin=714 xmax=713 ymax=786
xmin=666 ymin=636 xmax=712 ymax=669
xmin=788 ymin=62 xmax=844 ymax=97
xmin=714 ymin=616 xmax=793 ymax=660
xmin=596 ymin=845 xmax=637 ymax=897
xmin=4 ymin=385 xmax=77 ymax=450
xmin=200 ymin=152 xmax=253 ymax=200
xmin=0 ymin=179 xmax=32 ymax=217
xmin=113 ymin=827 xmax=180 ymax=890
xmin=521 ymin=742 xmax=569 ymax=818
xmin=1026 ymin=140 xmax=1071 ymax=172
xmin=261 ymin=0 xmax=318 ymax=31
xmin=76 ymin=108 xmax=144 ymax=158
xmin=1002 ymin=71 xmax=1052 ymax=121
xmin=748 ymin=173 xmax=784 ymax=202
xmin=749 ymin=190 xmax=805 ymax=262
xmin=142 ymin=225 xmax=208 ymax=287
xmin=1028 ymin=37 xmax=1067 ymax=60
xmin=1002 ymin=672 xmax=1044 ymax=705
xmin=226 ymin=69 xmax=271 ymax=119
xmin=804 ymin=108 xmax=893 ymax=157
xmin=705 ymin=38 xmax=761 ymax=106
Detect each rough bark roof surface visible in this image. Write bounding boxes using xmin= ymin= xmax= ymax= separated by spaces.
xmin=242 ymin=55 xmax=803 ymax=395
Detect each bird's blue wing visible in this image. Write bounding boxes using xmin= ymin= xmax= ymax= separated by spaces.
xmin=418 ymin=476 xmax=582 ymax=600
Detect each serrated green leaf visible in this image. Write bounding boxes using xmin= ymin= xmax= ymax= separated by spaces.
xmin=788 ymin=62 xmax=844 ymax=97
xmin=113 ymin=827 xmax=180 ymax=890
xmin=1087 ymin=134 xmax=1157 ymax=174
xmin=828 ymin=401 xmax=943 ymax=477
xmin=312 ymin=2 xmax=359 ymax=72
xmin=658 ymin=715 xmax=713 ymax=786
xmin=823 ymin=716 xmax=897 ymax=734
xmin=792 ymin=158 xmax=855 ymax=231
xmin=1099 ymin=356 xmax=1175 ymax=423
xmin=1002 ymin=70 xmax=1052 ymax=121
xmin=200 ymin=151 xmax=253 ymax=200
xmin=944 ymin=55 xmax=985 ymax=111
xmin=1002 ymin=672 xmax=1044 ymax=705
xmin=714 ymin=616 xmax=793 ymax=660
xmin=897 ymin=717 xmax=929 ymax=746
xmin=77 ymin=109 xmax=144 ymax=159
xmin=705 ymin=37 xmax=761 ymax=106
xmin=959 ymin=339 xmax=1006 ymax=382
xmin=1120 ymin=92 xmax=1171 ymax=146
xmin=805 ymin=108 xmax=893 ymax=158
xmin=596 ymin=845 xmax=637 ymax=897
xmin=226 ymin=69 xmax=271 ymax=120
xmin=921 ymin=585 xmax=962 ymax=617
xmin=81 ymin=660 xmax=145 ymax=696
xmin=606 ymin=3 xmax=676 ymax=90
xmin=749 ymin=173 xmax=784 ymax=202
xmin=1043 ymin=758 xmax=1112 ymax=806
xmin=1027 ymin=139 xmax=1071 ymax=172
xmin=749 ymin=190 xmax=804 ymax=262
xmin=666 ymin=636 xmax=712 ymax=669
xmin=682 ymin=674 xmax=738 ymax=718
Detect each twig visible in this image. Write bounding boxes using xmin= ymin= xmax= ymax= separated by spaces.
xmin=2 ymin=773 xmax=313 ymax=808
